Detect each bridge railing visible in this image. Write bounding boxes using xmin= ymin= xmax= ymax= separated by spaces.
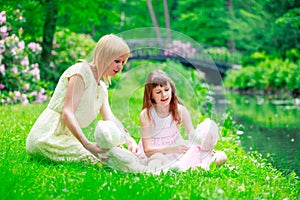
xmin=125 ymin=38 xmax=241 ymax=66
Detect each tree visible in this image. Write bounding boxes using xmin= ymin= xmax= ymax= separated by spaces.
xmin=172 ymin=0 xmax=229 ymax=46
xmin=146 ymin=0 xmax=161 ymax=39
xmin=40 ymin=0 xmax=58 ymax=80
xmin=226 ymin=0 xmax=235 ymax=52
xmin=163 ymin=0 xmax=171 ymax=41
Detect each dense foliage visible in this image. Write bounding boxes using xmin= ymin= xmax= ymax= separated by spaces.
xmin=1 ymin=0 xmax=299 ymax=55
xmin=0 ymin=0 xmax=299 ymax=104
xmin=224 ymin=52 xmax=300 ymax=98
xmin=46 ymin=28 xmax=96 ymax=88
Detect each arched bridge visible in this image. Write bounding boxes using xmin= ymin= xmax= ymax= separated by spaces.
xmin=125 ymin=39 xmax=240 ymax=83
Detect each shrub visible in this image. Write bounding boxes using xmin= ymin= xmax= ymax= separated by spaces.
xmin=0 ymin=10 xmax=49 ymax=105
xmin=0 ymin=10 xmax=97 ymax=105
xmin=48 ymin=28 xmax=96 ymax=87
xmin=224 ymin=54 xmax=300 ymax=95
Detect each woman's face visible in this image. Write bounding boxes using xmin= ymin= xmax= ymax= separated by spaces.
xmin=104 ymin=54 xmax=127 ymax=77
xmin=151 ymin=83 xmax=172 ymax=106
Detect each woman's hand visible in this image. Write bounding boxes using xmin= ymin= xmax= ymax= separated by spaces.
xmin=84 ymin=142 xmax=109 ymax=159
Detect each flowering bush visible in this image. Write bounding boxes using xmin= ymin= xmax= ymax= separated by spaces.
xmin=0 ymin=10 xmax=48 ymax=105
xmin=49 ymin=28 xmax=96 ymax=83
xmin=164 ymin=40 xmax=196 ymax=58
xmin=163 ymin=40 xmax=241 ymax=65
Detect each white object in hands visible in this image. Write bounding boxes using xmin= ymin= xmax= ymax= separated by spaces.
xmin=94 ymin=120 xmax=128 ymax=149
xmin=94 ymin=120 xmax=145 ymax=172
xmin=189 ymin=118 xmax=219 ymax=151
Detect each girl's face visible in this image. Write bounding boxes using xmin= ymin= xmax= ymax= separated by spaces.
xmin=104 ymin=54 xmax=127 ymax=77
xmin=151 ymin=83 xmax=172 ymax=106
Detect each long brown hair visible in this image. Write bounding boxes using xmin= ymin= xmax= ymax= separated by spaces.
xmin=142 ymin=70 xmax=183 ymax=124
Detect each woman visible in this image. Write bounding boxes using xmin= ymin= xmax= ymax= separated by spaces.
xmin=26 ymin=34 xmax=138 ymax=163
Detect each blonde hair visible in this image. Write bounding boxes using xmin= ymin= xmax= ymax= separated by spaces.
xmin=92 ymin=34 xmax=130 ymax=85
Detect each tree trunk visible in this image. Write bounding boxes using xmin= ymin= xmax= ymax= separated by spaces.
xmin=146 ymin=0 xmax=161 ymax=39
xmin=226 ymin=0 xmax=236 ymax=52
xmin=40 ymin=0 xmax=58 ymax=80
xmin=163 ymin=0 xmax=171 ymax=41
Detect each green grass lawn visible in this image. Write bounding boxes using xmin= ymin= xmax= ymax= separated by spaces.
xmin=1 ymin=100 xmax=299 ymax=199
xmin=1 ymin=62 xmax=299 ymax=199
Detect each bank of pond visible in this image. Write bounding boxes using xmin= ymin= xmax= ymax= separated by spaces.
xmin=221 ymin=92 xmax=300 ymax=176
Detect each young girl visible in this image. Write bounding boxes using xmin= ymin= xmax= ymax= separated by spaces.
xmin=137 ymin=70 xmax=227 ymax=171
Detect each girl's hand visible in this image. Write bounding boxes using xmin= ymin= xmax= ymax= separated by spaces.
xmin=126 ymin=139 xmax=140 ymax=155
xmin=169 ymin=144 xmax=189 ymax=154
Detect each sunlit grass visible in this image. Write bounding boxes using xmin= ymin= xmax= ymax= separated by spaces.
xmin=1 ymin=100 xmax=299 ymax=199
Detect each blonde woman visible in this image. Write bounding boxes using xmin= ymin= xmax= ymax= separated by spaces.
xmin=26 ymin=34 xmax=138 ymax=164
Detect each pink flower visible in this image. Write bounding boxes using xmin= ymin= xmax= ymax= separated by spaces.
xmin=0 ymin=39 xmax=5 ymax=54
xmin=28 ymin=42 xmax=37 ymax=51
xmin=28 ymin=42 xmax=42 ymax=52
xmin=191 ymin=48 xmax=196 ymax=56
xmin=21 ymin=56 xmax=29 ymax=66
xmin=10 ymin=67 xmax=18 ymax=74
xmin=0 ymin=26 xmax=7 ymax=33
xmin=24 ymin=83 xmax=30 ymax=91
xmin=1 ymin=98 xmax=7 ymax=104
xmin=37 ymin=44 xmax=42 ymax=51
xmin=0 ymin=83 xmax=5 ymax=90
xmin=31 ymin=67 xmax=40 ymax=80
xmin=10 ymin=47 xmax=17 ymax=55
xmin=14 ymin=91 xmax=21 ymax=97
xmin=0 ymin=64 xmax=5 ymax=74
xmin=18 ymin=41 xmax=25 ymax=50
xmin=21 ymin=94 xmax=29 ymax=105
xmin=32 ymin=63 xmax=39 ymax=68
xmin=30 ymin=91 xmax=38 ymax=96
xmin=35 ymin=90 xmax=47 ymax=103
xmin=11 ymin=34 xmax=19 ymax=42
xmin=0 ymin=11 xmax=6 ymax=24
xmin=173 ymin=40 xmax=180 ymax=45
xmin=14 ymin=91 xmax=21 ymax=102
xmin=51 ymin=50 xmax=57 ymax=55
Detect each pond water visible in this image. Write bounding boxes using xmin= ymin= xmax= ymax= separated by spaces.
xmin=214 ymin=90 xmax=300 ymax=175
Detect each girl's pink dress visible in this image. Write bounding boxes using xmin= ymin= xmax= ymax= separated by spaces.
xmin=137 ymin=107 xmax=216 ymax=171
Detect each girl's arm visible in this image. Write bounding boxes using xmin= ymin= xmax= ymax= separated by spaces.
xmin=61 ymin=75 xmax=105 ymax=156
xmin=180 ymin=105 xmax=195 ymax=136
xmin=140 ymin=109 xmax=189 ymax=157
xmin=100 ymin=93 xmax=139 ymax=154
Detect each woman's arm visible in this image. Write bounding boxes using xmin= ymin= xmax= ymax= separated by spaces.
xmin=100 ymin=95 xmax=126 ymax=132
xmin=61 ymin=75 xmax=106 ymax=156
xmin=100 ymin=93 xmax=139 ymax=154
xmin=140 ymin=109 xmax=189 ymax=157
